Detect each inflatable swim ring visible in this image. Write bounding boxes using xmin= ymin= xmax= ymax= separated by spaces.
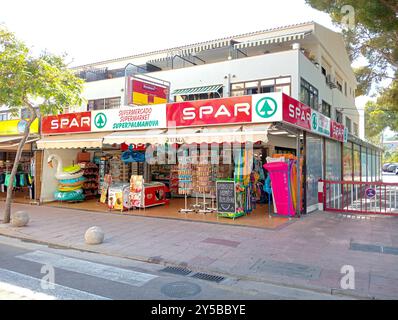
xmin=63 ymin=164 xmax=81 ymax=174
xmin=59 ymin=176 xmax=86 ymax=185
xmin=54 ymin=189 xmax=85 ymax=201
xmin=58 ymin=185 xmax=83 ymax=192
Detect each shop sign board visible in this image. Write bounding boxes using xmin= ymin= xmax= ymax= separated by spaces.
xmin=216 ymin=180 xmax=236 ymax=214
xmin=91 ymin=105 xmax=167 ymax=132
xmin=330 ymin=120 xmax=345 ymax=142
xmin=282 ymin=94 xmax=312 ymax=130
xmin=0 ymin=118 xmax=39 ymax=135
xmin=167 ymin=96 xmax=252 ymax=127
xmin=127 ymin=77 xmax=168 ymax=106
xmin=310 ymin=110 xmax=331 ymax=137
xmin=41 ymin=112 xmax=91 ymax=134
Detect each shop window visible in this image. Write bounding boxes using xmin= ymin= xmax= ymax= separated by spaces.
xmin=353 ymin=123 xmax=359 ymax=136
xmin=275 ymin=85 xmax=290 ymax=95
xmin=321 ymin=101 xmax=331 ymax=117
xmin=300 ymin=78 xmax=318 ymax=110
xmin=231 ymin=76 xmax=290 ymax=97
xmin=260 ymin=85 xmax=274 ymax=93
xmin=343 ymin=143 xmax=353 ymax=181
xmin=353 ymin=144 xmax=361 ymax=181
xmin=361 ymin=147 xmax=367 ymax=182
xmin=367 ymin=149 xmax=372 ymax=182
xmin=345 ymin=117 xmax=352 ymax=133
xmin=335 ymin=110 xmax=343 ymax=123
xmin=88 ymin=97 xmax=121 ymax=110
xmin=325 ymin=139 xmax=341 ymax=181
xmin=0 ymin=112 xmax=9 ymax=121
xmin=306 ymin=134 xmax=323 ymax=209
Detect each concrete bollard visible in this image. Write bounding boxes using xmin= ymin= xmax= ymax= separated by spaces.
xmin=11 ymin=211 xmax=30 ymax=227
xmin=84 ymin=226 xmax=104 ymax=245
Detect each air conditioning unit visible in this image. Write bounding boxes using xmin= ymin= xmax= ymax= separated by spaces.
xmin=326 ymin=74 xmax=337 ymax=89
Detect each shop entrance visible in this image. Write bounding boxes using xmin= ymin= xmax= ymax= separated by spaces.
xmin=0 ymin=150 xmax=36 ymax=204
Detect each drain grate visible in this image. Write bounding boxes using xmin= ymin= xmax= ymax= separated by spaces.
xmin=190 ymin=272 xmax=225 ymax=283
xmin=161 ymin=266 xmax=192 ymax=276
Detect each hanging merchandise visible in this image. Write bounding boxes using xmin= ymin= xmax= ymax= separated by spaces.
xmin=48 ymin=154 xmax=85 ymax=202
xmin=263 ymin=158 xmax=297 ymax=217
xmin=121 ymin=148 xmax=145 ymax=163
xmin=80 ymin=162 xmax=99 ymax=199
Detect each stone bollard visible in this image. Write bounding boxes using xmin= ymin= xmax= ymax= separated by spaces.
xmin=84 ymin=226 xmax=104 ymax=245
xmin=11 ymin=211 xmax=30 ymax=227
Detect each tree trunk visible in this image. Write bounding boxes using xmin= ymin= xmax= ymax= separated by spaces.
xmin=3 ymin=110 xmax=37 ymax=224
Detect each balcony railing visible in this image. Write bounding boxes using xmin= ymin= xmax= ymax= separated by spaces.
xmin=76 ymin=63 xmax=161 ymax=82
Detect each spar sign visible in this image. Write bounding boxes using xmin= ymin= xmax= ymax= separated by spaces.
xmin=42 ymin=112 xmax=92 ymax=134
xmin=311 ymin=110 xmax=331 ymax=137
xmin=167 ymin=93 xmax=282 ymax=127
xmin=91 ymin=105 xmax=167 ymax=132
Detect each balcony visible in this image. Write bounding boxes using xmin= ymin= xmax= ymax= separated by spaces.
xmin=77 ymin=63 xmax=161 ymax=82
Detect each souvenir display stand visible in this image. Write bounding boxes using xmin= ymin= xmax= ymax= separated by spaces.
xmin=177 ymin=157 xmax=194 ymax=213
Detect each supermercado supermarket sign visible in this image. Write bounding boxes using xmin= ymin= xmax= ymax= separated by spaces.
xmin=41 ymin=104 xmax=166 ymax=134
xmin=91 ymin=104 xmax=167 ymax=132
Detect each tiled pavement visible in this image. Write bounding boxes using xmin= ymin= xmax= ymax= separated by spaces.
xmin=1 ymin=203 xmax=398 ymax=299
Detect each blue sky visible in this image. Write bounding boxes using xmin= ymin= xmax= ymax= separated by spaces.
xmin=0 ymin=0 xmax=336 ymax=66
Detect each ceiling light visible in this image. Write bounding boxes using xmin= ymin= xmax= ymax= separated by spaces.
xmin=287 ymin=134 xmax=297 ymax=138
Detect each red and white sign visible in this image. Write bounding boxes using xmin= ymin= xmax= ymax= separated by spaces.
xmin=127 ymin=78 xmax=168 ymax=105
xmin=42 ymin=112 xmax=91 ymax=134
xmin=330 ymin=120 xmax=345 ymax=142
xmin=167 ymin=96 xmax=252 ymax=127
xmin=282 ymin=94 xmax=312 ymax=130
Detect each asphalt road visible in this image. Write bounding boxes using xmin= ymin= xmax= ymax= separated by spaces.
xmin=0 ymin=235 xmax=348 ymax=300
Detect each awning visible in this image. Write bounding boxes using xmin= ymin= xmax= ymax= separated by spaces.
xmin=0 ymin=136 xmax=40 ymax=151
xmin=172 ymin=85 xmax=223 ymax=96
xmin=102 ymin=124 xmax=271 ymax=145
xmin=103 ymin=129 xmax=167 ymax=145
xmin=234 ymin=31 xmax=311 ymax=49
xmin=36 ymin=133 xmax=105 ymax=149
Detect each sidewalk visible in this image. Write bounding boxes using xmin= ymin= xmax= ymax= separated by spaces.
xmin=1 ymin=202 xmax=398 ymax=299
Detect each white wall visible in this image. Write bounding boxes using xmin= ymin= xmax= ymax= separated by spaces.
xmin=298 ymin=52 xmax=359 ymax=130
xmin=41 ymin=148 xmax=82 ymax=202
xmin=78 ymin=50 xmax=300 ymax=112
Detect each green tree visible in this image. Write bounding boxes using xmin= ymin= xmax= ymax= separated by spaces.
xmin=305 ymin=0 xmax=398 ymax=138
xmin=0 ymin=26 xmax=83 ymax=223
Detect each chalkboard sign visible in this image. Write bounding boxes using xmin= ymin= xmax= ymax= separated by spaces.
xmin=216 ymin=180 xmax=236 ymax=214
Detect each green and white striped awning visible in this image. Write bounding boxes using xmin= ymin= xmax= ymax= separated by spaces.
xmin=172 ymin=84 xmax=223 ymax=96
xmin=234 ymin=31 xmax=311 ymax=49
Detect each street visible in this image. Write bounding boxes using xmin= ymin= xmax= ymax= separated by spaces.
xmin=0 ymin=236 xmax=344 ymax=300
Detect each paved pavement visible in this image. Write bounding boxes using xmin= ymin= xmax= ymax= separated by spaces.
xmin=1 ymin=186 xmax=398 ymax=299
xmin=0 ymin=237 xmax=345 ymax=300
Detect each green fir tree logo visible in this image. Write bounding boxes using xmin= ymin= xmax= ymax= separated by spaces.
xmin=94 ymin=113 xmax=107 ymax=129
xmin=255 ymin=97 xmax=277 ymax=118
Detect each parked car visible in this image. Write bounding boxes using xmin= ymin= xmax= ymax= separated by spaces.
xmin=382 ymin=163 xmax=392 ymax=171
xmin=386 ymin=163 xmax=398 ymax=172
xmin=395 ymin=167 xmax=398 ymax=175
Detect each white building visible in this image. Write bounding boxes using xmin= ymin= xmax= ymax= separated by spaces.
xmin=70 ymin=21 xmax=360 ymax=137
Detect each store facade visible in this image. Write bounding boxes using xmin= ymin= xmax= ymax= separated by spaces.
xmin=35 ymin=91 xmax=370 ymax=226
xmin=0 ymin=118 xmax=41 ymax=203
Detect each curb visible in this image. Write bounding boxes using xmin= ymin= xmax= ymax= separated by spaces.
xmin=0 ymin=229 xmax=381 ymax=300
